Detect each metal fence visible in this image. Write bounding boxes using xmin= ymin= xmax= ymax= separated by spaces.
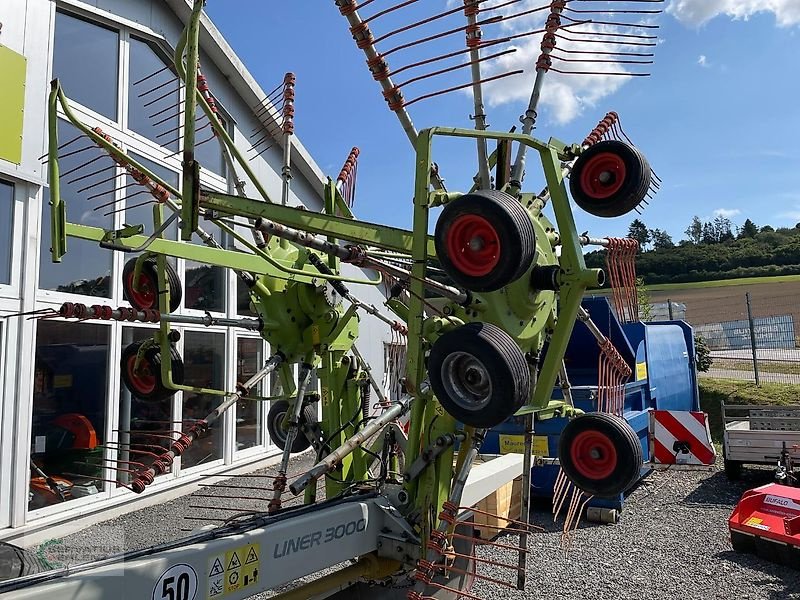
xmin=648 ymin=289 xmax=800 ymax=385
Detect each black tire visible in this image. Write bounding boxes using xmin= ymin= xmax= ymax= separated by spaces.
xmin=122 ymin=257 xmax=182 ymax=312
xmin=434 ymin=190 xmax=536 ymax=293
xmin=0 ymin=542 xmax=49 ymax=581
xmin=267 ymin=400 xmax=318 ymax=453
xmin=120 ymin=341 xmax=184 ymax=402
xmin=428 ymin=322 xmax=530 ymax=428
xmin=558 ymin=412 xmax=643 ymax=498
xmin=569 ymin=140 xmax=652 ymax=218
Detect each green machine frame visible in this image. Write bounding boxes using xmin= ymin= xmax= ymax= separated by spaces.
xmin=43 ymin=0 xmax=608 ymax=572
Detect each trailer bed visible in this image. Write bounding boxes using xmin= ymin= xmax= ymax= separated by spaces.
xmin=723 ymin=404 xmax=800 ymax=478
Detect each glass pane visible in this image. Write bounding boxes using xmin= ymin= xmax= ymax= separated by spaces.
xmin=40 ymin=120 xmax=114 ymax=297
xmin=117 ymin=327 xmax=173 ymax=487
xmin=54 ymin=12 xmax=119 ymax=120
xmin=236 ymin=338 xmax=264 ymax=450
xmin=123 ymin=153 xmax=178 ymax=237
xmin=30 ymin=322 xmax=109 ymax=511
xmin=0 ymin=180 xmax=13 ymax=284
xmin=194 ymin=51 xmax=226 ymax=177
xmin=237 ymin=279 xmax=257 ymax=316
xmin=186 ymin=220 xmax=225 ymax=312
xmin=181 ymin=331 xmax=225 ymax=468
xmin=128 ymin=37 xmax=179 ymax=151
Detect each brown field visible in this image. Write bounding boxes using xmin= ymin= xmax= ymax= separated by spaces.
xmin=647 ymin=280 xmax=800 ymax=339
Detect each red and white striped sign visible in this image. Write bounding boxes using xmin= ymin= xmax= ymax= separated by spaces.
xmin=651 ymin=410 xmax=716 ymax=465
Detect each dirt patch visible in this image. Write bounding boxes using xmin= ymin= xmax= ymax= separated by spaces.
xmin=648 ymin=280 xmax=800 ymax=341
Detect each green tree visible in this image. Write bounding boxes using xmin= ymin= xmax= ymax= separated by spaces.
xmin=650 ymin=228 xmax=674 ymax=250
xmin=738 ymin=218 xmax=759 ymax=239
xmin=695 ymin=335 xmax=713 ymax=372
xmin=761 ymin=225 xmax=775 ymax=233
xmin=701 ymin=221 xmax=716 ymax=244
xmin=685 ymin=216 xmax=703 ymax=244
xmin=713 ymin=216 xmax=734 ymax=242
xmin=628 ymin=219 xmax=651 ymax=250
xmin=636 ymin=276 xmax=653 ymax=321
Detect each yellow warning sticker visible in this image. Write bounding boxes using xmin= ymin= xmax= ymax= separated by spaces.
xmin=635 ymin=362 xmax=648 ymax=381
xmin=499 ymin=434 xmax=549 ymax=457
xmin=207 ymin=543 xmax=260 ymax=599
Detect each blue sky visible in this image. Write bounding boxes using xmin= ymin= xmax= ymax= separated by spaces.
xmin=206 ymin=1 xmax=800 ymax=242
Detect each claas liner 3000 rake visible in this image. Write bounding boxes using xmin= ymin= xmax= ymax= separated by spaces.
xmin=2 ymin=0 xmax=665 ymax=598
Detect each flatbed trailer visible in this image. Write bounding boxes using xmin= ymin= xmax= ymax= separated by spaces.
xmin=723 ymin=404 xmax=800 ymax=479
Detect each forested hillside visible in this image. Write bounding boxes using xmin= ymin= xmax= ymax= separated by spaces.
xmin=584 ymin=216 xmax=800 ymax=284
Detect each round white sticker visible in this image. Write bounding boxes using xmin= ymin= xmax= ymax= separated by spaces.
xmin=152 ymin=563 xmax=198 ymax=600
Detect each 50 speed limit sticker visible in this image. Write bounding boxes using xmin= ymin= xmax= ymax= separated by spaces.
xmin=153 ymin=563 xmax=198 ymax=600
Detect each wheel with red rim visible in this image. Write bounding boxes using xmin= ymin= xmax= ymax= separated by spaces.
xmin=558 ymin=412 xmax=643 ymax=497
xmin=122 ymin=258 xmax=182 ymax=312
xmin=434 ymin=190 xmax=536 ymax=293
xmin=569 ymin=140 xmax=651 ymax=218
xmin=120 ymin=341 xmax=184 ymax=402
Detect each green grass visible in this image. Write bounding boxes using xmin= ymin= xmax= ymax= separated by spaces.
xmin=699 ymin=378 xmax=800 ymax=442
xmin=643 ymin=274 xmax=800 ymax=292
xmin=712 ymin=359 xmax=800 ymax=376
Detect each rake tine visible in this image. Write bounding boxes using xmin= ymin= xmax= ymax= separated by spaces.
xmin=64 ymin=162 xmax=114 ymax=186
xmin=143 ymin=84 xmax=185 ymax=109
xmin=149 ymin=102 xmax=183 ymax=122
xmin=76 ymin=172 xmax=120 ymax=194
xmin=249 ymin=142 xmax=275 ymax=160
xmin=138 ymin=76 xmax=180 ymax=98
xmin=251 ymin=81 xmax=286 ymax=111
xmin=155 ymin=115 xmax=205 ymax=139
xmin=403 ymin=70 xmax=523 ymax=108
xmin=253 ymin=90 xmax=287 ymax=118
xmin=52 ymin=145 xmax=96 ymax=163
xmin=93 ymin=189 xmax=148 ymax=212
xmin=87 ymin=179 xmax=139 ymax=200
xmin=39 ymin=135 xmax=84 ymax=161
xmin=103 ymin=198 xmax=153 ymax=217
xmin=395 ymin=48 xmax=517 ymax=90
xmin=133 ymin=64 xmax=172 ymax=86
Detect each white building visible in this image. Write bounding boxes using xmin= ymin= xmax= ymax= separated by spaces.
xmin=0 ymin=0 xmax=395 ymax=542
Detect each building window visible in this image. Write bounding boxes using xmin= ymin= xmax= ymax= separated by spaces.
xmin=30 ymin=322 xmax=109 ymax=511
xmin=236 ymin=337 xmax=264 ymax=450
xmin=186 ymin=220 xmax=225 ymax=313
xmin=40 ymin=120 xmax=114 ymax=298
xmin=128 ymin=37 xmax=180 ymax=152
xmin=53 ymin=11 xmax=119 ymax=121
xmin=124 ymin=153 xmax=179 ymax=238
xmin=181 ymin=331 xmax=225 ymax=468
xmin=0 ymin=180 xmax=13 ymax=285
xmin=117 ymin=327 xmax=173 ymax=487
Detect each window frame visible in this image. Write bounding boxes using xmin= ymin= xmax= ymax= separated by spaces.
xmin=26 ymin=319 xmax=115 ymax=520
xmin=0 ymin=177 xmax=25 ymax=299
xmin=233 ymin=333 xmax=269 ymax=458
xmin=24 ymin=1 xmax=279 ymax=522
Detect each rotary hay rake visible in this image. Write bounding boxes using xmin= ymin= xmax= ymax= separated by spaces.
xmin=3 ymin=1 xmax=665 ymax=598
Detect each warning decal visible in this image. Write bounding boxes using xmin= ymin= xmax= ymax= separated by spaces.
xmin=207 ymin=543 xmax=260 ymax=599
xmin=209 ymin=558 xmax=224 ymax=578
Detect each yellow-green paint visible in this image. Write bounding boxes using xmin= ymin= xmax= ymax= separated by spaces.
xmin=0 ymin=45 xmax=26 ymax=165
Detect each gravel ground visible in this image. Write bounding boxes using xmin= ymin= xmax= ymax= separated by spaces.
xmin=42 ymin=457 xmax=800 ymax=599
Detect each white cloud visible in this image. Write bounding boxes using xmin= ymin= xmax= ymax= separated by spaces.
xmin=697 ymin=54 xmax=709 ymax=67
xmin=668 ymin=0 xmax=800 ymax=27
xmin=713 ymin=208 xmax=741 ymax=218
xmin=474 ymin=7 xmax=651 ymax=125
